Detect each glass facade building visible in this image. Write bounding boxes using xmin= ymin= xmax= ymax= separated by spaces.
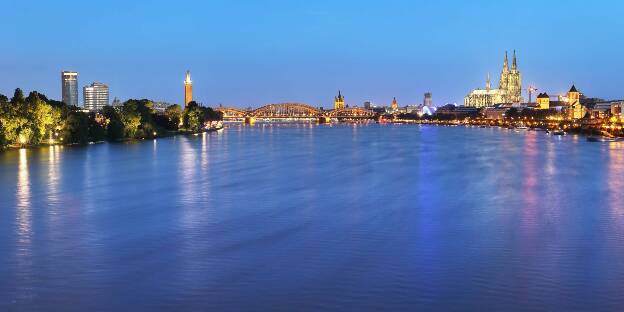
xmin=61 ymin=71 xmax=79 ymax=107
xmin=83 ymin=82 xmax=109 ymax=111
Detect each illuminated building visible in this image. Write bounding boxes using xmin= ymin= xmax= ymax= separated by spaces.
xmin=391 ymin=97 xmax=398 ymax=111
xmin=83 ymin=82 xmax=109 ymax=111
xmin=61 ymin=71 xmax=79 ymax=107
xmin=424 ymin=92 xmax=433 ymax=107
xmin=334 ymin=91 xmax=345 ymax=109
xmin=536 ymin=92 xmax=550 ymax=109
xmin=566 ymin=85 xmax=585 ymax=119
xmin=464 ymin=51 xmax=523 ymax=107
xmin=184 ymin=70 xmax=193 ymax=107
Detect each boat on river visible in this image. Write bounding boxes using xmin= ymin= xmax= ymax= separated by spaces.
xmin=548 ymin=129 xmax=566 ymax=136
xmin=587 ymin=136 xmax=624 ymax=142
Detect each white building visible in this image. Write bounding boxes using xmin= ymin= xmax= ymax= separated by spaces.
xmin=83 ymin=82 xmax=109 ymax=111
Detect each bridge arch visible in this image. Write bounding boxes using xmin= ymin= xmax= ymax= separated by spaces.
xmin=216 ymin=107 xmax=249 ymax=118
xmin=252 ymin=103 xmax=321 ymax=118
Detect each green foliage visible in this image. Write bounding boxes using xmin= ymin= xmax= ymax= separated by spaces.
xmin=0 ymin=89 xmax=60 ymax=145
xmin=181 ymin=101 xmax=223 ymax=132
xmin=88 ymin=112 xmax=106 ymax=142
xmin=62 ymin=111 xmax=90 ymax=144
xmin=120 ymin=103 xmax=142 ymax=138
xmin=164 ymin=104 xmax=183 ymax=130
xmin=11 ymin=88 xmax=24 ymax=104
xmin=0 ymin=88 xmax=223 ymax=148
xmin=101 ymin=106 xmax=124 ymax=141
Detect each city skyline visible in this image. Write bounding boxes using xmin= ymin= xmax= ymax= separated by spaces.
xmin=2 ymin=1 xmax=624 ymax=107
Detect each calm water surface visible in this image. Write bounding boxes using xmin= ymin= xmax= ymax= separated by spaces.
xmin=1 ymin=124 xmax=624 ymax=311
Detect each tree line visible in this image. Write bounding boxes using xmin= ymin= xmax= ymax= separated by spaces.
xmin=0 ymin=88 xmax=222 ymax=149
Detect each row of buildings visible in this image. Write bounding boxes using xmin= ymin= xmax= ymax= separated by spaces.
xmin=463 ymin=51 xmax=623 ymax=120
xmin=62 ymin=70 xmax=195 ymax=112
xmin=61 ymin=71 xmax=109 ymax=111
xmin=334 ymin=91 xmax=437 ymax=115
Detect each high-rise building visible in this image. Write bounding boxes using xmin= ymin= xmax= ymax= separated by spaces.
xmin=334 ymin=91 xmax=345 ymax=109
xmin=184 ymin=70 xmax=193 ymax=107
xmin=61 ymin=71 xmax=79 ymax=107
xmin=83 ymin=82 xmax=109 ymax=111
xmin=363 ymin=101 xmax=372 ymax=109
xmin=464 ymin=51 xmax=523 ymax=107
xmin=424 ymin=92 xmax=433 ymax=107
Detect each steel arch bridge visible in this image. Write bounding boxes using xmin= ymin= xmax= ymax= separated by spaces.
xmin=215 ymin=107 xmax=248 ymax=118
xmin=253 ymin=103 xmax=321 ymax=118
xmin=216 ymin=103 xmax=375 ymax=121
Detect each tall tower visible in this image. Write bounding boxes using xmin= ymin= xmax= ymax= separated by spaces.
xmin=423 ymin=92 xmax=432 ymax=107
xmin=507 ymin=50 xmax=522 ymax=103
xmin=334 ymin=90 xmax=345 ymax=109
xmin=391 ymin=97 xmax=398 ymax=111
xmin=486 ymin=73 xmax=491 ymax=91
xmin=184 ymin=70 xmax=193 ymax=107
xmin=567 ymin=85 xmax=584 ymax=119
xmin=61 ymin=71 xmax=79 ymax=107
xmin=567 ymin=85 xmax=580 ymax=104
xmin=499 ymin=51 xmax=510 ymax=101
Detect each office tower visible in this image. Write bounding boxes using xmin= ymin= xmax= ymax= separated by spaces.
xmin=83 ymin=82 xmax=109 ymax=111
xmin=61 ymin=71 xmax=79 ymax=107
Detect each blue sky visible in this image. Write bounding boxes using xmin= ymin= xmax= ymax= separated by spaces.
xmin=1 ymin=0 xmax=623 ymax=107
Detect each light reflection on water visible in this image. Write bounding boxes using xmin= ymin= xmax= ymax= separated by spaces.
xmin=1 ymin=125 xmax=624 ymax=311
xmin=16 ymin=149 xmax=31 ymax=244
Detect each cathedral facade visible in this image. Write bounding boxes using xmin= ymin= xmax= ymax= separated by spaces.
xmin=464 ymin=51 xmax=523 ymax=108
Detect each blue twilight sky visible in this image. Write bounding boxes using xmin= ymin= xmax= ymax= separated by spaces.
xmin=1 ymin=0 xmax=623 ymax=108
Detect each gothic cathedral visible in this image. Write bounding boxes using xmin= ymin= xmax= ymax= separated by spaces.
xmin=464 ymin=51 xmax=523 ymax=107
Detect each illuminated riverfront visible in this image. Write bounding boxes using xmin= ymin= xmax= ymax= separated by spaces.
xmin=3 ymin=0 xmax=624 ymax=311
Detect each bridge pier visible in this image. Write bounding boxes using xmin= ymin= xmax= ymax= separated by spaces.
xmin=244 ymin=116 xmax=256 ymax=124
xmin=318 ymin=116 xmax=331 ymax=124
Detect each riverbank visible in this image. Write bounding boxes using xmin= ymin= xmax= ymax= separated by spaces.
xmin=392 ymin=118 xmax=624 ymax=137
xmin=0 ymin=126 xmax=224 ymax=151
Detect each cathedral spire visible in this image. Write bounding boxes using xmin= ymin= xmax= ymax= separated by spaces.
xmin=512 ymin=50 xmax=517 ymax=71
xmin=503 ymin=51 xmax=509 ymax=72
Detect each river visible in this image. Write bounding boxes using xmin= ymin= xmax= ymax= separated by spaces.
xmin=1 ymin=124 xmax=624 ymax=311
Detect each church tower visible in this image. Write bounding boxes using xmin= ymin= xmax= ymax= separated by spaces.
xmin=499 ymin=51 xmax=510 ymax=95
xmin=506 ymin=50 xmax=522 ymax=103
xmin=184 ymin=70 xmax=193 ymax=107
xmin=567 ymin=85 xmax=584 ymax=119
xmin=334 ymin=90 xmax=345 ymax=109
xmin=391 ymin=97 xmax=398 ymax=111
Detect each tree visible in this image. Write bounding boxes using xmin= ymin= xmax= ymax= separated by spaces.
xmin=183 ymin=102 xmax=207 ymax=132
xmin=10 ymin=88 xmax=24 ymax=104
xmin=164 ymin=104 xmax=183 ymax=130
xmin=101 ymin=106 xmax=124 ymax=141
xmin=62 ymin=111 xmax=89 ymax=144
xmin=88 ymin=112 xmax=106 ymax=142
xmin=119 ymin=102 xmax=142 ymax=138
